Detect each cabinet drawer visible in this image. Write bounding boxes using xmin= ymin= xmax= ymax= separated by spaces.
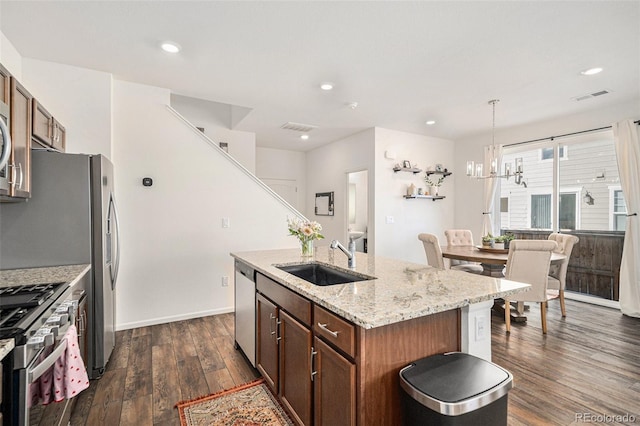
xmin=257 ymin=273 xmax=311 ymax=327
xmin=313 ymin=305 xmax=356 ymax=358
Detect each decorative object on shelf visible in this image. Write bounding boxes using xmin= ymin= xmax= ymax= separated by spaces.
xmin=406 ymin=183 xmax=417 ymax=196
xmin=435 ymin=163 xmax=443 ymax=172
xmin=466 ymin=100 xmax=525 ymax=185
xmin=287 ymin=217 xmax=324 ymax=257
xmin=417 ymin=188 xmax=423 ymax=195
xmin=424 ymin=174 xmax=444 ymax=196
xmin=403 ymin=160 xmax=412 ymax=169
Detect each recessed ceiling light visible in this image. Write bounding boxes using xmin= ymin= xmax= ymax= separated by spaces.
xmin=161 ymin=41 xmax=181 ymax=53
xmin=580 ymin=67 xmax=603 ymax=76
xmin=300 ymin=134 xmax=309 ymax=140
xmin=320 ymin=82 xmax=334 ymax=91
xmin=426 ymin=120 xmax=436 ymax=125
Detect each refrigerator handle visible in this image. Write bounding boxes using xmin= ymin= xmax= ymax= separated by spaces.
xmin=109 ymin=193 xmax=121 ymax=290
xmin=0 ymin=118 xmax=11 ymax=170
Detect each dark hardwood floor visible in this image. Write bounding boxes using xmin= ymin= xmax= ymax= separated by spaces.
xmin=69 ymin=300 xmax=640 ymax=425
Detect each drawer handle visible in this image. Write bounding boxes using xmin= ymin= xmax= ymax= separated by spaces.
xmin=317 ymin=322 xmax=340 ymax=338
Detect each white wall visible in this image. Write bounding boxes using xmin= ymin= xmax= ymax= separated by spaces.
xmin=255 ymin=147 xmax=307 ymax=214
xmin=113 ymin=80 xmax=302 ymax=329
xmin=453 ymin=99 xmax=640 ymax=238
xmin=22 ymin=59 xmax=113 ymax=158
xmin=374 ymin=127 xmax=456 ymax=264
xmin=306 ymin=129 xmax=375 ymax=249
xmin=0 ymin=29 xmax=22 ymax=78
xmin=170 ymin=94 xmax=256 ymax=173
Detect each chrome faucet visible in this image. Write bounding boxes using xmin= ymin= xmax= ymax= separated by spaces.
xmin=330 ymin=239 xmax=356 ymax=269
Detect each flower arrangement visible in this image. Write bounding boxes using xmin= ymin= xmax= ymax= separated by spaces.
xmin=424 ymin=175 xmax=445 ymax=187
xmin=287 ymin=217 xmax=324 ymax=256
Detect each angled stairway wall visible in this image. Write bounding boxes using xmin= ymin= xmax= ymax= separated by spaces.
xmin=113 ymin=80 xmax=305 ymax=329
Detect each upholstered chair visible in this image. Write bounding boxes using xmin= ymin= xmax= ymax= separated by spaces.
xmin=504 ymin=239 xmax=558 ymax=334
xmin=443 ymin=229 xmax=484 ymax=274
xmin=418 ymin=233 xmax=445 ymax=269
xmin=547 ymin=233 xmax=579 ymax=317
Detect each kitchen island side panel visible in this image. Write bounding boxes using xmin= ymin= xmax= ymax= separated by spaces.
xmin=356 ymin=308 xmax=460 ymax=426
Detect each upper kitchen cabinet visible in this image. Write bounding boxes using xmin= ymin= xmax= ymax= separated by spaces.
xmin=8 ymin=77 xmax=33 ymax=199
xmin=32 ymin=99 xmax=65 ymax=152
xmin=0 ymin=63 xmax=9 ymax=105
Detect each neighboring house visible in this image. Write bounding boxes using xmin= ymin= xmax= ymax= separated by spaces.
xmin=500 ymin=132 xmax=624 ymax=232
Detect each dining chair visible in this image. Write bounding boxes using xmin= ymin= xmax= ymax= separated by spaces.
xmin=443 ymin=229 xmax=484 ymax=274
xmin=418 ymin=233 xmax=445 ymax=269
xmin=503 ymin=239 xmax=558 ymax=334
xmin=547 ymin=233 xmax=579 ymax=317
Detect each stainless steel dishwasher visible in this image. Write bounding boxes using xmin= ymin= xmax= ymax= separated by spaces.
xmin=234 ymin=260 xmax=256 ymax=367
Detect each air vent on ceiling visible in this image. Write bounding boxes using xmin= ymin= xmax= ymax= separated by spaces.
xmin=572 ymin=89 xmax=611 ymax=102
xmin=281 ymin=122 xmax=318 ymax=132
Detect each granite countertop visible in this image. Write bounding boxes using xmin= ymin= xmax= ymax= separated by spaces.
xmin=0 ymin=264 xmax=91 ymax=289
xmin=231 ymin=247 xmax=530 ymax=329
xmin=0 ymin=338 xmax=15 ymax=361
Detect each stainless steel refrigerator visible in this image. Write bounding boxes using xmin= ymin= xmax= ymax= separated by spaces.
xmin=0 ymin=149 xmax=120 ymax=379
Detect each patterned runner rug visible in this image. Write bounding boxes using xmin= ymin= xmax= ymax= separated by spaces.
xmin=176 ymin=379 xmax=294 ymax=426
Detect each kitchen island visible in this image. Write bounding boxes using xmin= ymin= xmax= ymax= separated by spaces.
xmin=231 ymin=248 xmax=529 ymax=426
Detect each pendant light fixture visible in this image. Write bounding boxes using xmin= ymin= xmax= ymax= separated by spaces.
xmin=466 ymin=99 xmax=524 ymax=185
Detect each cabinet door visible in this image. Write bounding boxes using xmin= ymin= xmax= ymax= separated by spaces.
xmin=32 ymin=98 xmax=53 ymax=147
xmin=280 ymin=310 xmax=313 ymax=426
xmin=52 ymin=119 xmax=66 ymax=152
xmin=9 ymin=78 xmax=32 ymax=198
xmin=313 ymin=337 xmax=356 ymax=426
xmin=256 ymin=294 xmax=279 ymax=391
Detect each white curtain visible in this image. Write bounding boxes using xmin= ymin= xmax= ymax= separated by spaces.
xmin=481 ymin=144 xmax=502 ymax=237
xmin=613 ymin=120 xmax=640 ymax=318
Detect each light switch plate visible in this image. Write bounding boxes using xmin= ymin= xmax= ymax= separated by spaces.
xmin=222 ymin=218 xmax=230 ymax=228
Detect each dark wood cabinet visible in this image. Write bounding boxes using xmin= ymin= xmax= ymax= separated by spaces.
xmin=313 ymin=337 xmax=356 ymax=426
xmin=256 ymin=293 xmax=279 ymax=391
xmin=280 ymin=310 xmax=312 ymax=426
xmin=8 ymin=77 xmax=32 ymax=199
xmin=32 ymin=99 xmax=65 ymax=152
xmin=254 ymin=272 xmax=458 ymax=425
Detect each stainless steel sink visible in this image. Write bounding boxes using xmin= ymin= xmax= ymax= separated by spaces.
xmin=276 ymin=263 xmax=375 ymax=286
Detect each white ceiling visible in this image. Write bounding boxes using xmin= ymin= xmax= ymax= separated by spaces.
xmin=1 ymin=1 xmax=639 ymax=151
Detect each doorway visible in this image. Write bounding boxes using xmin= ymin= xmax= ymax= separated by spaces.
xmin=347 ymin=170 xmax=368 ymax=253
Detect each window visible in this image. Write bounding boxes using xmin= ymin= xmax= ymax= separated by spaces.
xmin=501 ymin=131 xmax=622 ymax=232
xmin=531 ymin=194 xmax=552 ymax=229
xmin=500 ymin=197 xmax=509 ymax=213
xmin=559 ymin=193 xmax=577 ymax=230
xmin=612 ymin=189 xmax=627 ymax=231
xmin=541 ymin=146 xmax=566 ymax=160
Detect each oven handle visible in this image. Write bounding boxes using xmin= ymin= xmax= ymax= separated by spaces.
xmin=28 ymin=339 xmax=68 ymax=383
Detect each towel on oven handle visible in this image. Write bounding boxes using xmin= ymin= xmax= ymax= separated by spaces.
xmin=30 ymin=325 xmax=90 ymax=405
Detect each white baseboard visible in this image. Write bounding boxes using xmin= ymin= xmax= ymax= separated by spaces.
xmin=116 ymin=306 xmax=235 ymax=331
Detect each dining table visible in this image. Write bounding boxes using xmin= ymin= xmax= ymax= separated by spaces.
xmin=441 ymin=245 xmax=566 ymax=322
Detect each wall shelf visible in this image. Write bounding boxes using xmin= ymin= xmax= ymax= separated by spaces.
xmin=425 ymin=170 xmax=452 ymax=177
xmin=393 ymin=166 xmax=422 ymax=174
xmin=404 ymin=195 xmax=446 ymax=201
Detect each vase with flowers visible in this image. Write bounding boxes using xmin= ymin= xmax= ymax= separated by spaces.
xmin=424 ymin=175 xmax=444 ymax=196
xmin=287 ymin=217 xmax=324 ymax=257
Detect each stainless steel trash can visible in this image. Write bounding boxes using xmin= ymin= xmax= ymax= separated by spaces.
xmin=399 ymin=352 xmax=513 ymax=426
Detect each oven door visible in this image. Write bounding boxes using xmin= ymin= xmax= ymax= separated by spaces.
xmin=0 ymin=101 xmax=11 ymax=196
xmin=16 ymin=299 xmax=79 ymax=425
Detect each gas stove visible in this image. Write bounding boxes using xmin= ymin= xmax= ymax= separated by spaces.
xmin=0 ymin=282 xmax=68 ymax=344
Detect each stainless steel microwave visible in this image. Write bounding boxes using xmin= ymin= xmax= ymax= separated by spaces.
xmin=0 ymin=99 xmax=11 ymax=195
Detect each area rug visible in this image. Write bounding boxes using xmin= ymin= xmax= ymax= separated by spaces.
xmin=176 ymin=378 xmax=295 ymax=426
